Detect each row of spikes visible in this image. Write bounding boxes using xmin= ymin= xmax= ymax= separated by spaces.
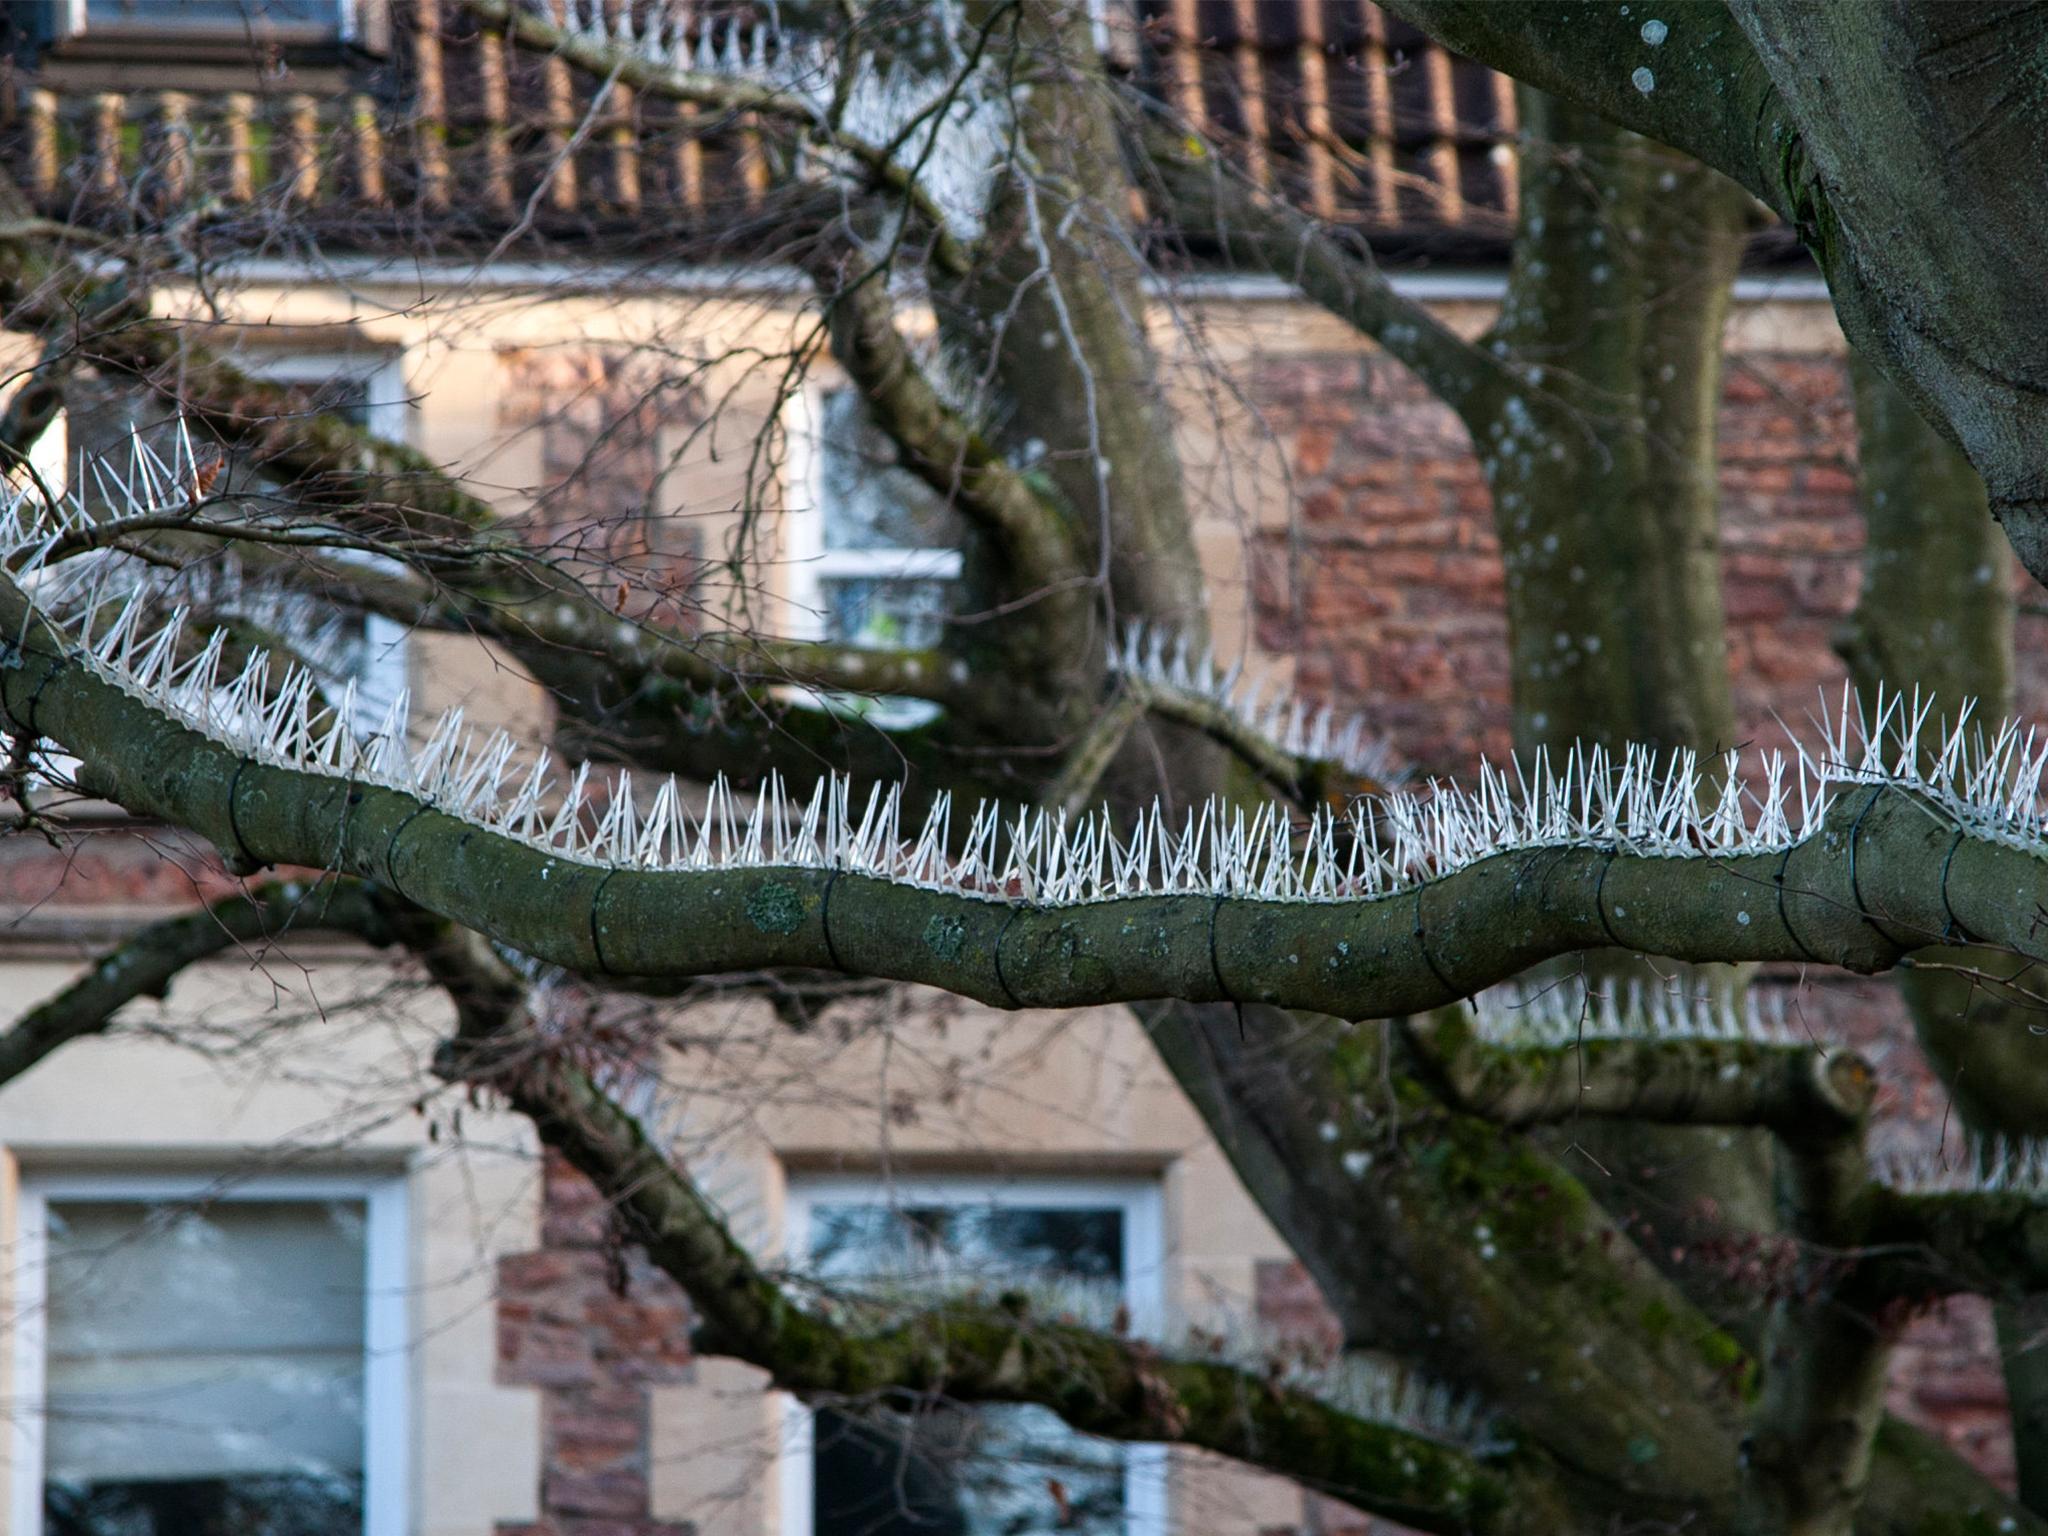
xmin=14 ymin=441 xmax=2048 ymax=902
xmin=49 ymin=582 xmax=2048 ymax=904
xmin=547 ymin=0 xmax=1008 ymax=238
xmin=552 ymin=0 xmax=980 ymax=90
xmin=1113 ymin=621 xmax=1410 ymax=789
xmin=38 ymin=544 xmax=368 ymax=698
xmin=558 ymin=0 xmax=788 ymax=72
xmin=4 ymin=418 xmax=212 ymax=570
xmin=1465 ymin=980 xmax=1818 ymax=1049
xmin=1875 ymin=1134 xmax=2048 ymax=1198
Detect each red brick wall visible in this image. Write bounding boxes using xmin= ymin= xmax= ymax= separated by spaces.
xmin=496 ymin=1151 xmax=695 ymax=1536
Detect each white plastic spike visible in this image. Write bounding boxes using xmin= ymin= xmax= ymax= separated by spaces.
xmin=1467 ymin=981 xmax=1812 ymax=1050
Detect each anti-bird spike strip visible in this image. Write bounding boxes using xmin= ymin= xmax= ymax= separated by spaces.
xmin=1465 ymin=979 xmax=1814 ymax=1049
xmin=1112 ymin=621 xmax=1409 ymax=788
xmin=554 ymin=0 xmax=1010 ymax=241
xmin=1875 ymin=1135 xmax=2048 ymax=1198
xmin=13 ymin=433 xmax=2048 ymax=1011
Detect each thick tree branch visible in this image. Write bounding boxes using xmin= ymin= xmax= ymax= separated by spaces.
xmin=10 ymin=570 xmax=2048 ymax=1012
xmin=1860 ymin=1187 xmax=2048 ymax=1303
xmin=468 ymin=1038 xmax=1564 ymax=1533
xmin=1374 ymin=3 xmax=1783 ymax=214
xmin=1407 ymin=1017 xmax=1876 ymax=1133
xmin=1744 ymin=1042 xmax=1888 ymax=1536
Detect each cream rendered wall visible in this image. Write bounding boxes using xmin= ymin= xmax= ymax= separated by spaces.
xmin=0 ymin=276 xmax=1849 ymax=1534
xmin=0 ymin=952 xmax=544 ymax=1536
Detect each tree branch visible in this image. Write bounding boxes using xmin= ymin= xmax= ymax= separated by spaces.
xmin=1120 ymin=668 xmax=1395 ymax=807
xmin=12 ymin=565 xmax=2048 ymax=1015
xmin=165 ymin=533 xmax=976 ymax=708
xmin=804 ymin=247 xmax=1079 ymax=591
xmin=1136 ymin=117 xmax=1513 ymax=414
xmin=1407 ymin=1016 xmax=1876 ymax=1133
xmin=461 ymin=1036 xmax=1563 ymax=1533
xmin=0 ymin=878 xmax=389 ymax=1089
xmin=461 ymin=0 xmax=975 ymax=277
xmin=1044 ymin=690 xmax=1142 ymax=814
xmin=1860 ymin=1187 xmax=2048 ymax=1303
xmin=1374 ymin=2 xmax=1784 ymax=215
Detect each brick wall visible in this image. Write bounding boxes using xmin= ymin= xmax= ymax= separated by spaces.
xmin=496 ymin=1151 xmax=696 ymax=1536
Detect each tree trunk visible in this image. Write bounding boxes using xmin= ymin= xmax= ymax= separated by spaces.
xmin=1471 ymin=86 xmax=1781 ymax=1293
xmin=1477 ymin=90 xmax=1747 ymax=760
xmin=1842 ymin=352 xmax=2048 ymax=1516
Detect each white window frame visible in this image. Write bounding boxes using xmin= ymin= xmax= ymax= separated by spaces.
xmin=8 ymin=1170 xmax=411 ymax=1536
xmin=54 ymin=0 xmax=361 ymax=42
xmin=777 ymin=1173 xmax=1168 ymax=1536
xmin=235 ymin=347 xmax=413 ymax=730
xmin=779 ymin=383 xmax=966 ymax=646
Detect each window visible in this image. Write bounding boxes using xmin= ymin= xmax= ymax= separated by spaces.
xmin=780 ymin=1175 xmax=1166 ymax=1536
xmin=235 ymin=349 xmax=413 ymax=732
xmin=782 ymin=384 xmax=967 ymax=654
xmin=9 ymin=1172 xmax=409 ymax=1536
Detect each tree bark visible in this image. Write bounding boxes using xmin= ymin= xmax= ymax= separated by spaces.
xmin=1843 ymin=352 xmax=2048 ymax=1516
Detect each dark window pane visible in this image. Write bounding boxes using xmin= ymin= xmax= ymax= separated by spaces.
xmin=816 ymin=387 xmax=964 ymax=554
xmin=815 ymin=1404 xmax=1125 ymax=1536
xmin=46 ymin=1471 xmax=363 ymax=1536
xmin=807 ymin=1200 xmax=1131 ymax=1536
xmin=808 ymin=1204 xmax=1122 ymax=1287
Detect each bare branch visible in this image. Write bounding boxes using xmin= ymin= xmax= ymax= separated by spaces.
xmin=466 ymin=1038 xmax=1560 ymax=1533
xmin=0 ymin=879 xmax=388 ymax=1089
xmin=462 ymin=0 xmax=976 ymax=276
xmin=1137 ymin=117 xmax=1516 ymax=415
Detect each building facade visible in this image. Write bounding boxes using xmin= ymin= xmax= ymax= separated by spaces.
xmin=0 ymin=4 xmax=2023 ymax=1535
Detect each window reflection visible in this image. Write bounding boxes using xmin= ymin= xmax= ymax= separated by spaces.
xmin=41 ymin=1199 xmax=370 ymax=1536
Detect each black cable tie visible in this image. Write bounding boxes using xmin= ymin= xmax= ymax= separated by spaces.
xmin=381 ymin=802 xmax=435 ymax=906
xmin=1846 ymin=782 xmax=1893 ymax=946
xmin=9 ymin=656 xmax=57 ymax=738
xmin=992 ymin=901 xmax=1026 ymax=1008
xmin=1594 ymin=849 xmax=1627 ymax=948
xmin=226 ymin=756 xmax=259 ymax=869
xmin=1412 ymin=880 xmax=1459 ymax=998
xmin=1775 ymin=843 xmax=1822 ymax=963
xmin=822 ymin=869 xmax=848 ymax=972
xmin=1938 ymin=826 xmax=1972 ymax=944
xmin=1207 ymin=893 xmax=1232 ymax=1004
